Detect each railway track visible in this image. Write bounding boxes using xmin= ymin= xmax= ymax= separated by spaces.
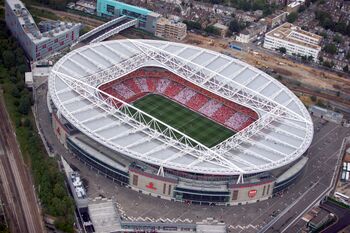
xmin=291 ymin=86 xmax=350 ymax=107
xmin=0 ymin=92 xmax=44 ymax=233
xmin=31 ymin=5 xmax=105 ymax=28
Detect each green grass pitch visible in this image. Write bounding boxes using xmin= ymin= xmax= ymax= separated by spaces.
xmin=131 ymin=94 xmax=235 ymax=148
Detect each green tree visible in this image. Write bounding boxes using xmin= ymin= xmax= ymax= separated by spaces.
xmin=323 ymin=43 xmax=337 ymax=55
xmin=323 ymin=60 xmax=334 ymax=68
xmin=298 ymin=5 xmax=306 ymax=13
xmin=333 ymin=34 xmax=343 ymax=44
xmin=287 ymin=12 xmax=298 ymax=23
xmin=18 ymin=96 xmax=31 ymax=115
xmin=23 ymin=118 xmax=32 ymax=128
xmin=278 ymin=47 xmax=287 ymax=54
xmin=204 ymin=25 xmax=220 ymax=36
xmin=229 ymin=19 xmax=242 ymax=33
xmin=183 ymin=20 xmax=202 ymax=30
xmin=315 ymin=10 xmax=334 ymax=30
xmin=11 ymin=86 xmax=20 ymax=98
xmin=2 ymin=50 xmax=16 ymax=68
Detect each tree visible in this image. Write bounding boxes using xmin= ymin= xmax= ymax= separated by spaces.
xmin=204 ymin=25 xmax=220 ymax=36
xmin=229 ymin=19 xmax=242 ymax=33
xmin=278 ymin=47 xmax=287 ymax=54
xmin=11 ymin=86 xmax=20 ymax=98
xmin=343 ymin=65 xmax=349 ymax=73
xmin=315 ymin=10 xmax=334 ymax=30
xmin=323 ymin=60 xmax=334 ymax=68
xmin=23 ymin=118 xmax=32 ymax=128
xmin=183 ymin=20 xmax=202 ymax=30
xmin=287 ymin=12 xmax=298 ymax=23
xmin=298 ymin=5 xmax=306 ymax=13
xmin=18 ymin=96 xmax=30 ymax=115
xmin=320 ymin=31 xmax=327 ymax=39
xmin=323 ymin=43 xmax=337 ymax=55
xmin=2 ymin=50 xmax=16 ymax=68
xmin=334 ymin=21 xmax=347 ymax=35
xmin=333 ymin=34 xmax=343 ymax=44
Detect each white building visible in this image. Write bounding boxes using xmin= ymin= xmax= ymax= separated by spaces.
xmin=263 ymin=23 xmax=322 ymax=61
xmin=155 ymin=17 xmax=187 ymax=40
xmin=5 ymin=0 xmax=81 ymax=61
xmin=236 ymin=22 xmax=267 ymax=43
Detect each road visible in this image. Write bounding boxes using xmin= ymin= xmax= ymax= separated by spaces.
xmin=261 ymin=121 xmax=349 ymax=233
xmin=0 ymin=91 xmax=44 ymax=233
xmin=320 ymin=201 xmax=350 ymax=233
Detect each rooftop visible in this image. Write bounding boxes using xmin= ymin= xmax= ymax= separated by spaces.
xmin=266 ymin=23 xmax=322 ymax=50
xmin=6 ymin=0 xmax=80 ymax=44
xmin=49 ymin=39 xmax=313 ymax=176
xmin=157 ymin=17 xmax=186 ymax=28
xmin=213 ymin=23 xmax=228 ymax=30
xmin=88 ymin=198 xmax=121 ymax=233
xmin=99 ymin=0 xmax=152 ymax=16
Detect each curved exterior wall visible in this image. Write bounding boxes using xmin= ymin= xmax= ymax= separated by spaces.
xmin=49 ymin=39 xmax=313 ymax=205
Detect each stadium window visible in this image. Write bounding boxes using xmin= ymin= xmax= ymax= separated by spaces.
xmin=163 ymin=183 xmax=166 ymax=194
xmin=132 ymin=174 xmax=138 ymax=186
xmin=168 ymin=185 xmax=171 ymax=195
xmin=262 ymin=186 xmax=266 ymax=196
xmin=267 ymin=184 xmax=270 ymax=195
xmin=232 ymin=190 xmax=239 ymax=200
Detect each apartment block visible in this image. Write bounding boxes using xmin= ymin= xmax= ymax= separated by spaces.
xmin=263 ymin=23 xmax=322 ymax=61
xmin=155 ymin=17 xmax=187 ymax=40
xmin=5 ymin=0 xmax=81 ymax=61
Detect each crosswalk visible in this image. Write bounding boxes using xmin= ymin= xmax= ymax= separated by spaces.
xmin=116 ymin=201 xmax=193 ymax=223
xmin=228 ymin=224 xmax=258 ymax=230
xmin=116 ymin=201 xmax=259 ymax=230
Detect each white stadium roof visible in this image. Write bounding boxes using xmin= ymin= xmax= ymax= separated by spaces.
xmin=49 ymin=39 xmax=313 ymax=176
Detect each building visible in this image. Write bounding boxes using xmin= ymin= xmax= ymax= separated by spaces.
xmin=235 ymin=10 xmax=257 ymax=23
xmin=264 ymin=10 xmax=288 ymax=28
xmin=48 ymin=39 xmax=313 ymax=206
xmin=341 ymin=148 xmax=350 ymax=181
xmin=302 ymin=207 xmax=333 ymax=232
xmin=287 ymin=1 xmax=305 ymax=13
xmin=61 ymin=157 xmax=88 ymax=209
xmin=155 ymin=17 xmax=187 ymax=40
xmin=213 ymin=4 xmax=235 ymax=15
xmin=309 ymin=105 xmax=343 ymax=123
xmin=24 ymin=72 xmax=33 ymax=89
xmin=96 ymin=0 xmax=160 ymax=33
xmin=306 ymin=208 xmax=333 ymax=232
xmin=212 ymin=23 xmax=228 ymax=38
xmin=5 ymin=0 xmax=81 ymax=61
xmin=75 ymin=0 xmax=96 ymax=14
xmin=236 ymin=22 xmax=267 ymax=43
xmin=264 ymin=23 xmax=322 ymax=61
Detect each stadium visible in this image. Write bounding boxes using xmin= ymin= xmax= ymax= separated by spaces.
xmin=48 ymin=39 xmax=314 ymax=205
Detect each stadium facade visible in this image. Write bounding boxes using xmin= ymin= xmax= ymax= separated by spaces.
xmin=48 ymin=39 xmax=313 ymax=205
